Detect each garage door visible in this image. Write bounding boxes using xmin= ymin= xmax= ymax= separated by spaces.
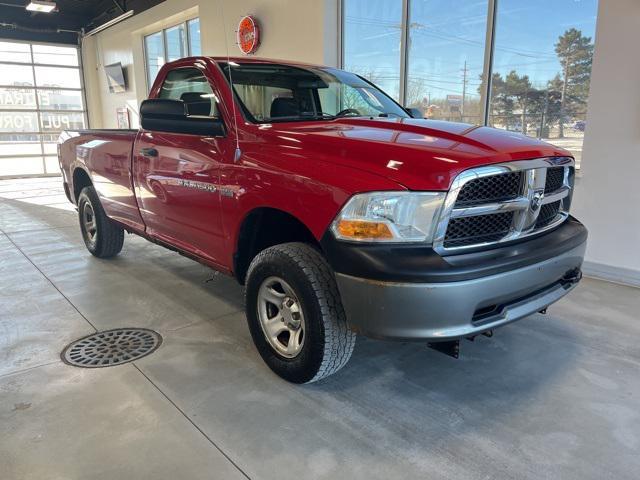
xmin=0 ymin=41 xmax=87 ymax=178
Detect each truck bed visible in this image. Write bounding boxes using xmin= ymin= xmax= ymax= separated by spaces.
xmin=59 ymin=129 xmax=144 ymax=231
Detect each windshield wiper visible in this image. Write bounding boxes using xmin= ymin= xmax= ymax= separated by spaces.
xmin=299 ymin=112 xmax=336 ymax=120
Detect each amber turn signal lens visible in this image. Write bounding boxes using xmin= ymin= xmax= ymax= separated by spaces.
xmin=336 ymin=220 xmax=393 ymax=240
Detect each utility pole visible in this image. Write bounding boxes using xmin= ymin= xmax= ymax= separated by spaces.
xmin=539 ymin=87 xmax=550 ymax=140
xmin=559 ymin=56 xmax=570 ymax=138
xmin=461 ymin=60 xmax=468 ymax=119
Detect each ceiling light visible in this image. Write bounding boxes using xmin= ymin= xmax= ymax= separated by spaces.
xmin=26 ymin=1 xmax=57 ymax=13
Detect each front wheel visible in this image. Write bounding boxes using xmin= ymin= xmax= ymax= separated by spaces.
xmin=78 ymin=186 xmax=124 ymax=258
xmin=245 ymin=243 xmax=356 ymax=383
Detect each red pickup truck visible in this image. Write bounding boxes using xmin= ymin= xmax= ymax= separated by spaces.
xmin=58 ymin=57 xmax=587 ymax=383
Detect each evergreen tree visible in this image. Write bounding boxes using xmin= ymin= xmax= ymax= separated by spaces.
xmin=542 ymin=74 xmax=565 ymax=135
xmin=481 ymin=73 xmax=513 ymax=128
xmin=554 ymin=28 xmax=594 ymax=137
xmin=504 ymin=71 xmax=536 ymax=135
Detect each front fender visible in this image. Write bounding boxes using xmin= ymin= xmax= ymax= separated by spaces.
xmin=222 ymin=155 xmax=405 ymax=253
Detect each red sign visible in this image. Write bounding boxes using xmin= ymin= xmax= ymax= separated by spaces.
xmin=237 ymin=15 xmax=260 ymax=55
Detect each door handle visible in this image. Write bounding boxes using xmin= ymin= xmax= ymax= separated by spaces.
xmin=140 ymin=147 xmax=158 ymax=157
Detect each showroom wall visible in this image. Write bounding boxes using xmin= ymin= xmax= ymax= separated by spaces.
xmin=573 ymin=0 xmax=640 ymax=285
xmin=82 ymin=0 xmax=339 ymax=129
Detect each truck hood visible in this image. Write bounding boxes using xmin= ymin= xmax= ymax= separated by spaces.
xmin=264 ymin=117 xmax=571 ymax=190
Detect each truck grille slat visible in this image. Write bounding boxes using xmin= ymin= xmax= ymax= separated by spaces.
xmin=455 ymin=172 xmax=523 ymax=206
xmin=435 ymin=158 xmax=575 ymax=253
xmin=544 ymin=167 xmax=565 ymax=193
xmin=444 ymin=212 xmax=514 ymax=248
xmin=535 ymin=200 xmax=561 ymax=229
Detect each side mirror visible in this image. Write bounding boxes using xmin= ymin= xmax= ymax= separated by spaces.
xmin=406 ymin=107 xmax=423 ymax=119
xmin=140 ymin=99 xmax=225 ymax=137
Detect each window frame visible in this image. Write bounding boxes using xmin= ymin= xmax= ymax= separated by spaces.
xmin=187 ymin=18 xmax=202 ymax=56
xmin=144 ymin=17 xmax=201 ymax=92
xmin=144 ymin=31 xmax=165 ymax=91
xmin=339 ymin=0 xmax=496 ymax=123
xmin=164 ymin=23 xmax=187 ymax=62
xmin=339 ymin=0 xmax=598 ymax=133
xmin=340 ymin=0 xmax=597 ymax=170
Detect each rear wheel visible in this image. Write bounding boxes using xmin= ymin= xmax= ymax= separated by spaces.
xmin=245 ymin=242 xmax=356 ymax=383
xmin=78 ymin=186 xmax=124 ymax=258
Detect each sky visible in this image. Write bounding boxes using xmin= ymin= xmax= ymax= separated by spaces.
xmin=344 ymin=0 xmax=599 ymax=101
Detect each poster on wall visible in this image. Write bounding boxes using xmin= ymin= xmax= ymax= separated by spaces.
xmin=116 ymin=107 xmax=130 ymax=129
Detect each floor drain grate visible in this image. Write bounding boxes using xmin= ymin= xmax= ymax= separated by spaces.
xmin=61 ymin=328 xmax=162 ymax=368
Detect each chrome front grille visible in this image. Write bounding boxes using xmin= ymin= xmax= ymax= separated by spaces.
xmin=434 ymin=157 xmax=575 ymax=254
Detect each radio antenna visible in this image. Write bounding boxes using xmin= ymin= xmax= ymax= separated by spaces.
xmin=219 ymin=0 xmax=242 ymax=162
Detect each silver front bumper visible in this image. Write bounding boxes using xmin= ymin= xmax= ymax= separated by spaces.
xmin=335 ymin=241 xmax=586 ymax=341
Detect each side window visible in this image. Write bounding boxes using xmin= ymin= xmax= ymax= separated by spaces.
xmin=158 ymin=68 xmax=219 ymax=117
xmin=234 ymin=84 xmax=294 ymax=121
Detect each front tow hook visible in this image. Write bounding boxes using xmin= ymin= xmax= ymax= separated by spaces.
xmin=560 ymin=268 xmax=583 ymax=288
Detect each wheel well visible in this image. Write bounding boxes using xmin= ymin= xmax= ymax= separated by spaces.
xmin=72 ymin=168 xmax=92 ymax=202
xmin=234 ymin=208 xmax=320 ymax=284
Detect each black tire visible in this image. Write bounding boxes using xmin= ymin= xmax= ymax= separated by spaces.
xmin=78 ymin=186 xmax=124 ymax=258
xmin=245 ymin=242 xmax=356 ymax=384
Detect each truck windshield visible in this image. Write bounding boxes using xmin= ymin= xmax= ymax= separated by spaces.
xmin=220 ymin=62 xmax=409 ymax=123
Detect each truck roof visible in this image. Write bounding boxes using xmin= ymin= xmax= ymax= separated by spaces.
xmin=179 ymin=56 xmax=329 ymax=69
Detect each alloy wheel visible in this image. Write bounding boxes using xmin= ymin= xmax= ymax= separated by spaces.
xmin=257 ymin=276 xmax=306 ymax=358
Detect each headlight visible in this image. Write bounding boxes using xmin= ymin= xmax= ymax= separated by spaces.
xmin=331 ymin=191 xmax=446 ymax=243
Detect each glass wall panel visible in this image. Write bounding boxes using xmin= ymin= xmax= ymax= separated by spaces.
xmin=406 ymin=0 xmax=488 ymax=124
xmin=188 ymin=18 xmax=202 ymax=56
xmin=2 ymin=64 xmax=35 ymax=86
xmin=0 ymin=41 xmax=31 ymax=63
xmin=38 ymin=89 xmax=84 ymax=111
xmin=0 ymin=88 xmax=37 ymax=109
xmin=145 ymin=32 xmax=165 ymax=88
xmin=343 ymin=0 xmax=403 ymax=101
xmin=43 ymin=142 xmax=58 ymax=154
xmin=34 ymin=66 xmax=82 ymax=89
xmin=0 ymin=157 xmax=44 ymax=176
xmin=40 ymin=112 xmax=85 ymax=132
xmin=165 ymin=24 xmax=187 ymax=62
xmin=0 ymin=134 xmax=43 ymax=155
xmin=0 ymin=112 xmax=39 ymax=132
xmin=489 ymin=0 xmax=598 ymax=166
xmin=32 ymin=45 xmax=78 ymax=66
xmin=44 ymin=156 xmax=60 ymax=174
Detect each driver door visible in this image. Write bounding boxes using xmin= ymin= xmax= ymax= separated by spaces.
xmin=133 ymin=66 xmax=229 ymax=266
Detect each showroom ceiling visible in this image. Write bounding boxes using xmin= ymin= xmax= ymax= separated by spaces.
xmin=0 ymin=0 xmax=166 ymax=44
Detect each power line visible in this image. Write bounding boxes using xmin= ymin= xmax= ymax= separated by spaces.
xmin=346 ymin=16 xmax=560 ymax=59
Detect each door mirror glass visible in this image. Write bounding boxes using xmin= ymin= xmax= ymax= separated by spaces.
xmin=140 ymin=99 xmax=225 ymax=136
